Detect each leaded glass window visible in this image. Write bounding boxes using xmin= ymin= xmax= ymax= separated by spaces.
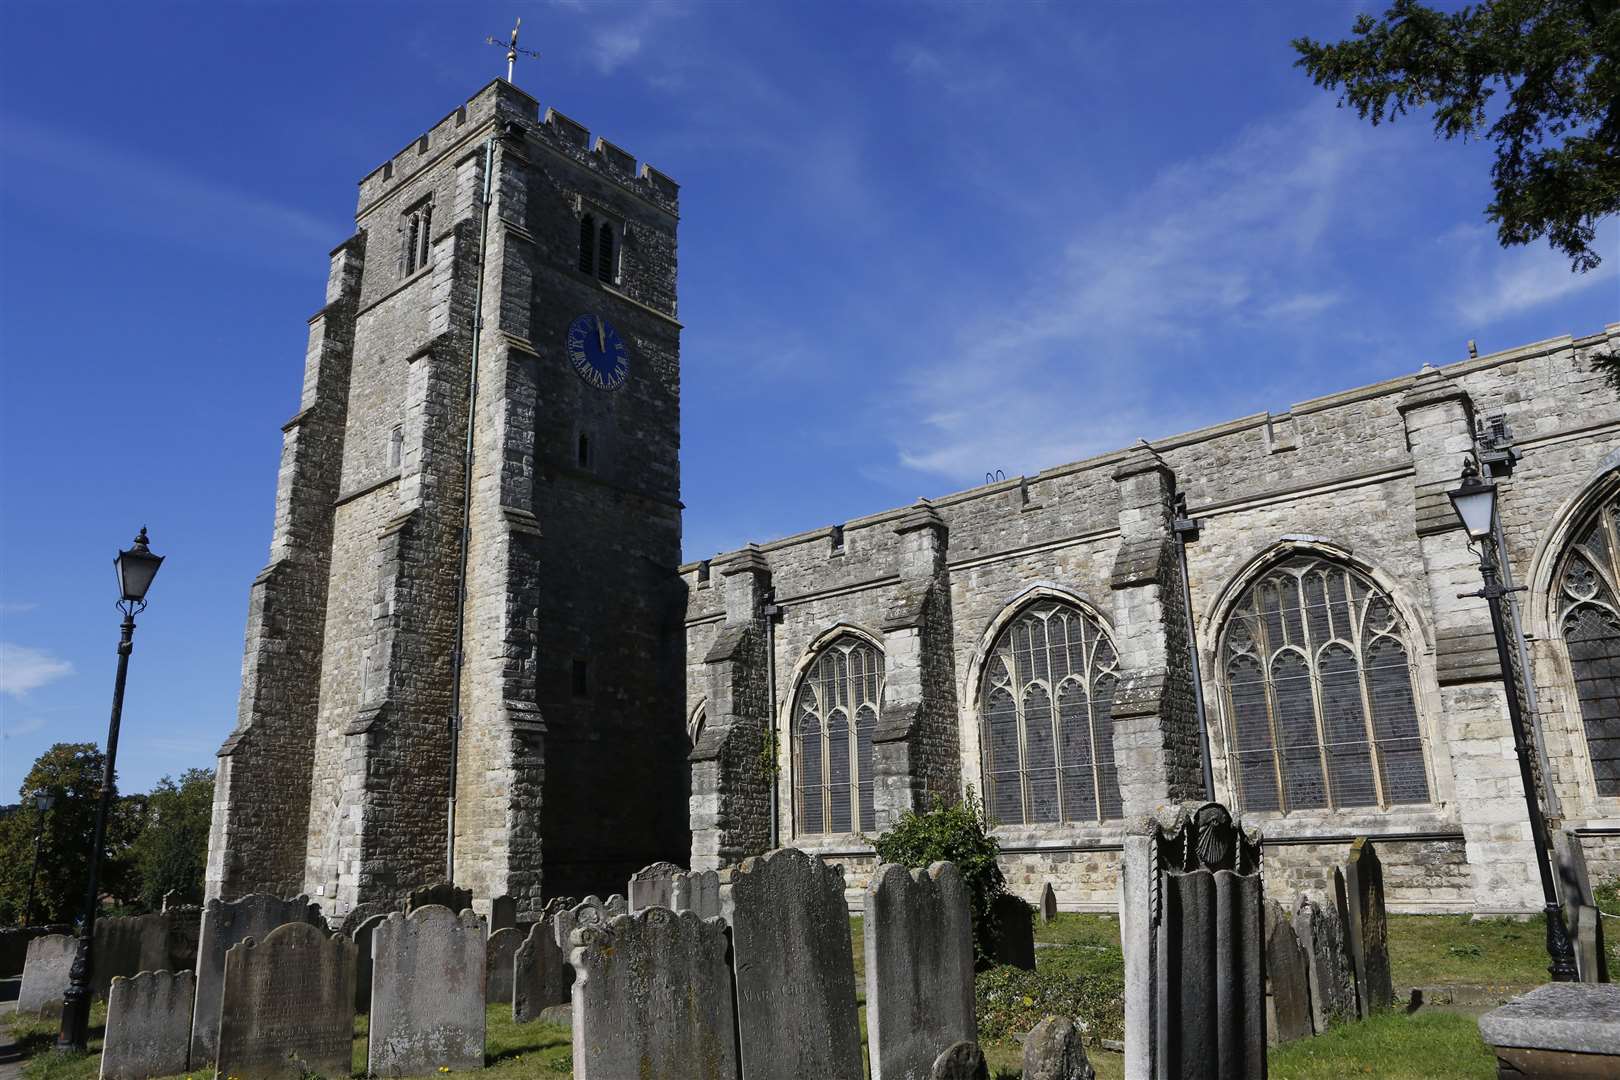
xmin=794 ymin=636 xmax=882 ymax=835
xmin=1219 ymin=555 xmax=1429 ymax=813
xmin=1556 ymin=491 xmax=1620 ymax=796
xmin=980 ymin=601 xmax=1122 ymax=826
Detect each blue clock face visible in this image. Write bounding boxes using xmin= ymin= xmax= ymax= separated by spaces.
xmin=566 ymin=314 xmax=630 ymax=391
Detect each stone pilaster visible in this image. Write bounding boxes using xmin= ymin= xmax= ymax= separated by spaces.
xmin=689 ymin=547 xmax=772 ymax=870
xmin=1398 ymin=368 xmax=1542 ymax=912
xmin=207 ymin=233 xmax=364 ymax=902
xmin=873 ymin=503 xmax=961 ymax=830
xmin=1107 ymin=445 xmax=1205 ymax=821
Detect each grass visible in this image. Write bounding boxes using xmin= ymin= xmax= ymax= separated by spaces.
xmin=1385 ymin=914 xmax=1552 ymax=989
xmin=1269 ymin=1010 xmax=1496 ymax=1080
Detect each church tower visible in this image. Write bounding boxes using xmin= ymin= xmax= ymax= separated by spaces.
xmin=206 ymin=78 xmax=688 ymax=918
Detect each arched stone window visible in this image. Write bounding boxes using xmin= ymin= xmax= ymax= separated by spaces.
xmin=980 ymin=601 xmax=1121 ymax=826
xmin=1219 ymin=554 xmax=1429 ymax=813
xmin=793 ymin=635 xmax=883 ymax=835
xmin=687 ymin=703 xmax=706 ymax=748
xmin=1555 ymin=490 xmax=1620 ymax=795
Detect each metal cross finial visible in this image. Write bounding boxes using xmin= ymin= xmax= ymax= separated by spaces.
xmin=487 ymin=17 xmax=541 ymax=84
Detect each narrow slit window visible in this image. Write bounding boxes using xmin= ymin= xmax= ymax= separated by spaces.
xmin=572 ymin=659 xmax=590 ymax=698
xmin=388 ymin=425 xmax=403 ymax=470
xmin=577 ymin=431 xmax=592 ymax=469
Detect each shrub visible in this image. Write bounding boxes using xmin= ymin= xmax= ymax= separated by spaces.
xmin=974 ymin=960 xmax=1125 ymax=1045
xmin=871 ymin=788 xmax=1005 ymax=967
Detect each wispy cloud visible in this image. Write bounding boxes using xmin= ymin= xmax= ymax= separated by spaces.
xmin=1 ymin=716 xmax=46 ymax=740
xmin=0 ymin=643 xmax=73 ymax=697
xmin=0 ymin=602 xmax=39 ymax=616
xmin=555 ymin=0 xmax=689 ymax=75
xmin=1444 ymin=224 xmax=1617 ymax=326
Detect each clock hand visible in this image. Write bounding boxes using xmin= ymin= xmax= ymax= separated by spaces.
xmin=597 ymin=316 xmax=605 ymax=352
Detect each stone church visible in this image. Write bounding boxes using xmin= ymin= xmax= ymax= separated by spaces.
xmin=207 ymin=77 xmax=1620 ymax=921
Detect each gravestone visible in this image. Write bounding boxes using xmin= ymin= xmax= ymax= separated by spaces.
xmin=1339 ymin=838 xmax=1392 ymax=1015
xmin=1121 ymin=803 xmax=1265 ymax=1080
xmin=190 ymin=892 xmax=321 ymax=1065
xmin=865 ymin=862 xmax=975 ymax=1080
xmin=1572 ymin=905 xmax=1611 ymax=985
xmin=405 ymin=881 xmax=473 ymax=915
xmin=723 ymin=847 xmax=863 ymax=1080
xmin=101 ymin=970 xmax=194 ymax=1080
xmin=991 ymin=894 xmax=1036 ymax=970
xmin=628 ymin=861 xmax=684 ymax=913
xmin=514 ymin=915 xmax=569 ymax=1022
xmin=1 ymin=925 xmax=68 ymax=979
xmin=353 ymin=912 xmax=388 ymax=1012
xmin=490 ymin=895 xmax=518 ymax=934
xmin=17 ymin=933 xmax=75 ymax=1018
xmin=486 ymin=926 xmax=523 ymax=1005
xmin=1040 ymin=881 xmax=1059 ymax=925
xmin=1293 ymin=893 xmax=1357 ymax=1033
xmin=1554 ymin=829 xmax=1609 ymax=984
xmin=1023 ymin=1016 xmax=1096 ymax=1080
xmin=93 ymin=911 xmax=199 ymax=999
xmin=551 ymin=894 xmax=629 ymax=950
xmin=672 ymin=868 xmax=723 ymax=919
xmin=1478 ymin=982 xmax=1620 ymax=1078
xmin=216 ymin=922 xmax=355 ymax=1080
xmin=570 ymin=909 xmax=737 ymax=1080
xmin=542 ymin=895 xmax=581 ymax=919
xmin=931 ymin=1041 xmax=989 ymax=1080
xmin=1264 ymin=899 xmax=1312 ymax=1045
xmin=368 ymin=906 xmax=486 ymax=1076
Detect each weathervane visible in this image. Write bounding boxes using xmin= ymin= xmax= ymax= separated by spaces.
xmin=487 ymin=17 xmax=540 ymax=84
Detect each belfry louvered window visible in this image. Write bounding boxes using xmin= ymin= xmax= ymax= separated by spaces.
xmin=794 ymin=636 xmax=883 ymax=835
xmin=401 ymin=199 xmax=432 ymax=277
xmin=1219 ymin=555 xmax=1429 ymax=813
xmin=579 ymin=214 xmax=596 ymax=274
xmin=1556 ymin=490 xmax=1620 ymax=796
xmin=597 ymin=221 xmax=616 ymax=282
xmin=980 ymin=601 xmax=1122 ymax=826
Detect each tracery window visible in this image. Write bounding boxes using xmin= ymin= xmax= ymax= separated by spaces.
xmin=1219 ymin=555 xmax=1428 ymax=813
xmin=1555 ymin=490 xmax=1620 ymax=795
xmin=401 ymin=199 xmax=432 ymax=277
xmin=688 ymin=703 xmax=706 ymax=748
xmin=980 ymin=601 xmax=1122 ymax=826
xmin=794 ymin=635 xmax=882 ymax=835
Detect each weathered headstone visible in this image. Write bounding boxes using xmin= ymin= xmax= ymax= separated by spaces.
xmin=552 ymin=894 xmax=629 ymax=950
xmin=1040 ymin=881 xmax=1059 ymax=925
xmin=216 ymin=922 xmax=355 ymax=1080
xmin=405 ymin=881 xmax=473 ymax=915
xmin=991 ymin=893 xmax=1036 ymax=970
xmin=17 ymin=933 xmax=76 ymax=1018
xmin=1264 ymin=899 xmax=1312 ymax=1045
xmin=486 ymin=926 xmax=523 ymax=1005
xmin=94 ymin=912 xmax=199 ymax=999
xmin=672 ymin=868 xmax=723 ymax=919
xmin=865 ymin=862 xmax=975 ymax=1080
xmin=570 ymin=909 xmax=737 ymax=1080
xmin=353 ymin=911 xmax=388 ymax=1013
xmin=1339 ymin=838 xmax=1392 ymax=1015
xmin=190 ymin=892 xmax=321 ymax=1065
xmin=628 ymin=861 xmax=684 ymax=913
xmin=490 ymin=895 xmax=518 ymax=934
xmin=1121 ymin=803 xmax=1265 ymax=1080
xmin=1293 ymin=893 xmax=1357 ymax=1034
xmin=1572 ymin=904 xmax=1611 ymax=985
xmin=1555 ymin=829 xmax=1610 ymax=984
xmin=101 ymin=970 xmax=194 ymax=1080
xmin=1478 ymin=982 xmax=1620 ymax=1078
xmin=368 ymin=905 xmax=486 ymax=1076
xmin=514 ymin=915 xmax=569 ymax=1022
xmin=723 ymin=847 xmax=863 ymax=1080
xmin=165 ymin=905 xmax=203 ymax=974
xmin=931 ymin=1041 xmax=989 ymax=1080
xmin=1023 ymin=1016 xmax=1095 ymax=1080
xmin=542 ymin=895 xmax=581 ymax=919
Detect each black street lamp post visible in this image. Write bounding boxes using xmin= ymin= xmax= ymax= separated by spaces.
xmin=1447 ymin=462 xmax=1577 ymax=983
xmin=56 ymin=528 xmax=163 ymax=1052
xmin=23 ymin=790 xmax=55 ymax=927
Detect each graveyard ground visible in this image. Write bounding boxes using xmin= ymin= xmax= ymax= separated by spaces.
xmin=6 ymin=911 xmax=1600 ymax=1080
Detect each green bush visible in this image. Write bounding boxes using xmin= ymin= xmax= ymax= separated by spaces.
xmin=871 ymin=788 xmax=1005 ymax=966
xmin=975 ymin=961 xmax=1125 ymax=1045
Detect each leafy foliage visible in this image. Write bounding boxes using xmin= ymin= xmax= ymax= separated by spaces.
xmin=871 ymin=788 xmax=1006 ymax=967
xmin=975 ymin=959 xmax=1126 ymax=1045
xmin=0 ymin=743 xmax=125 ymax=925
xmin=1293 ymin=0 xmax=1620 ymax=274
xmin=128 ymin=768 xmax=214 ymax=911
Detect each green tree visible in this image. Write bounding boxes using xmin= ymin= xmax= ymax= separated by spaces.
xmin=1294 ymin=1 xmax=1619 ymax=274
xmin=128 ymin=769 xmax=214 ymax=911
xmin=871 ymin=788 xmax=1006 ymax=967
xmin=0 ymin=743 xmax=118 ymax=926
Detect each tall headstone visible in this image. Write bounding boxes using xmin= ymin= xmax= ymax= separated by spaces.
xmin=1040 ymin=882 xmax=1059 ymax=925
xmin=215 ymin=923 xmax=356 ymax=1080
xmin=1339 ymin=838 xmax=1393 ymax=1015
xmin=490 ymin=895 xmax=518 ymax=934
xmin=865 ymin=862 xmax=976 ymax=1080
xmin=353 ymin=912 xmax=388 ymax=1013
xmin=93 ymin=911 xmax=199 ymax=999
xmin=405 ymin=881 xmax=473 ymax=914
xmin=1121 ymin=803 xmax=1264 ymax=1080
xmin=101 ymin=970 xmax=195 ymax=1080
xmin=628 ymin=861 xmax=684 ymax=913
xmin=190 ymin=892 xmax=321 ymax=1065
xmin=1263 ymin=899 xmax=1312 ymax=1045
xmin=1293 ymin=893 xmax=1357 ymax=1033
xmin=570 ymin=909 xmax=738 ymax=1080
xmin=1554 ymin=829 xmax=1609 ymax=984
xmin=17 ymin=933 xmax=76 ymax=1018
xmin=513 ymin=915 xmax=569 ymax=1022
xmin=991 ymin=894 xmax=1036 ymax=970
xmin=486 ymin=926 xmax=523 ymax=1005
xmin=552 ymin=895 xmax=629 ymax=950
xmin=931 ymin=1042 xmax=989 ymax=1080
xmin=672 ymin=868 xmax=723 ymax=919
xmin=723 ymin=848 xmax=863 ymax=1080
xmin=1023 ymin=1016 xmax=1096 ymax=1080
xmin=368 ymin=906 xmax=486 ymax=1076
xmin=1572 ymin=905 xmax=1611 ymax=985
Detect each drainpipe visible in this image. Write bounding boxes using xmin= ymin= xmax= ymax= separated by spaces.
xmin=764 ymin=592 xmax=783 ymax=850
xmin=1173 ymin=495 xmax=1215 ymax=800
xmin=447 ymin=134 xmax=496 ymax=884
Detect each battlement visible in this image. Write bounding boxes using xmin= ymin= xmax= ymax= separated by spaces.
xmin=356 ymin=78 xmax=678 ymax=219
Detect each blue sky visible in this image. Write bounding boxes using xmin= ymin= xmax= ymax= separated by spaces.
xmin=1 ymin=1 xmax=1615 ymax=797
